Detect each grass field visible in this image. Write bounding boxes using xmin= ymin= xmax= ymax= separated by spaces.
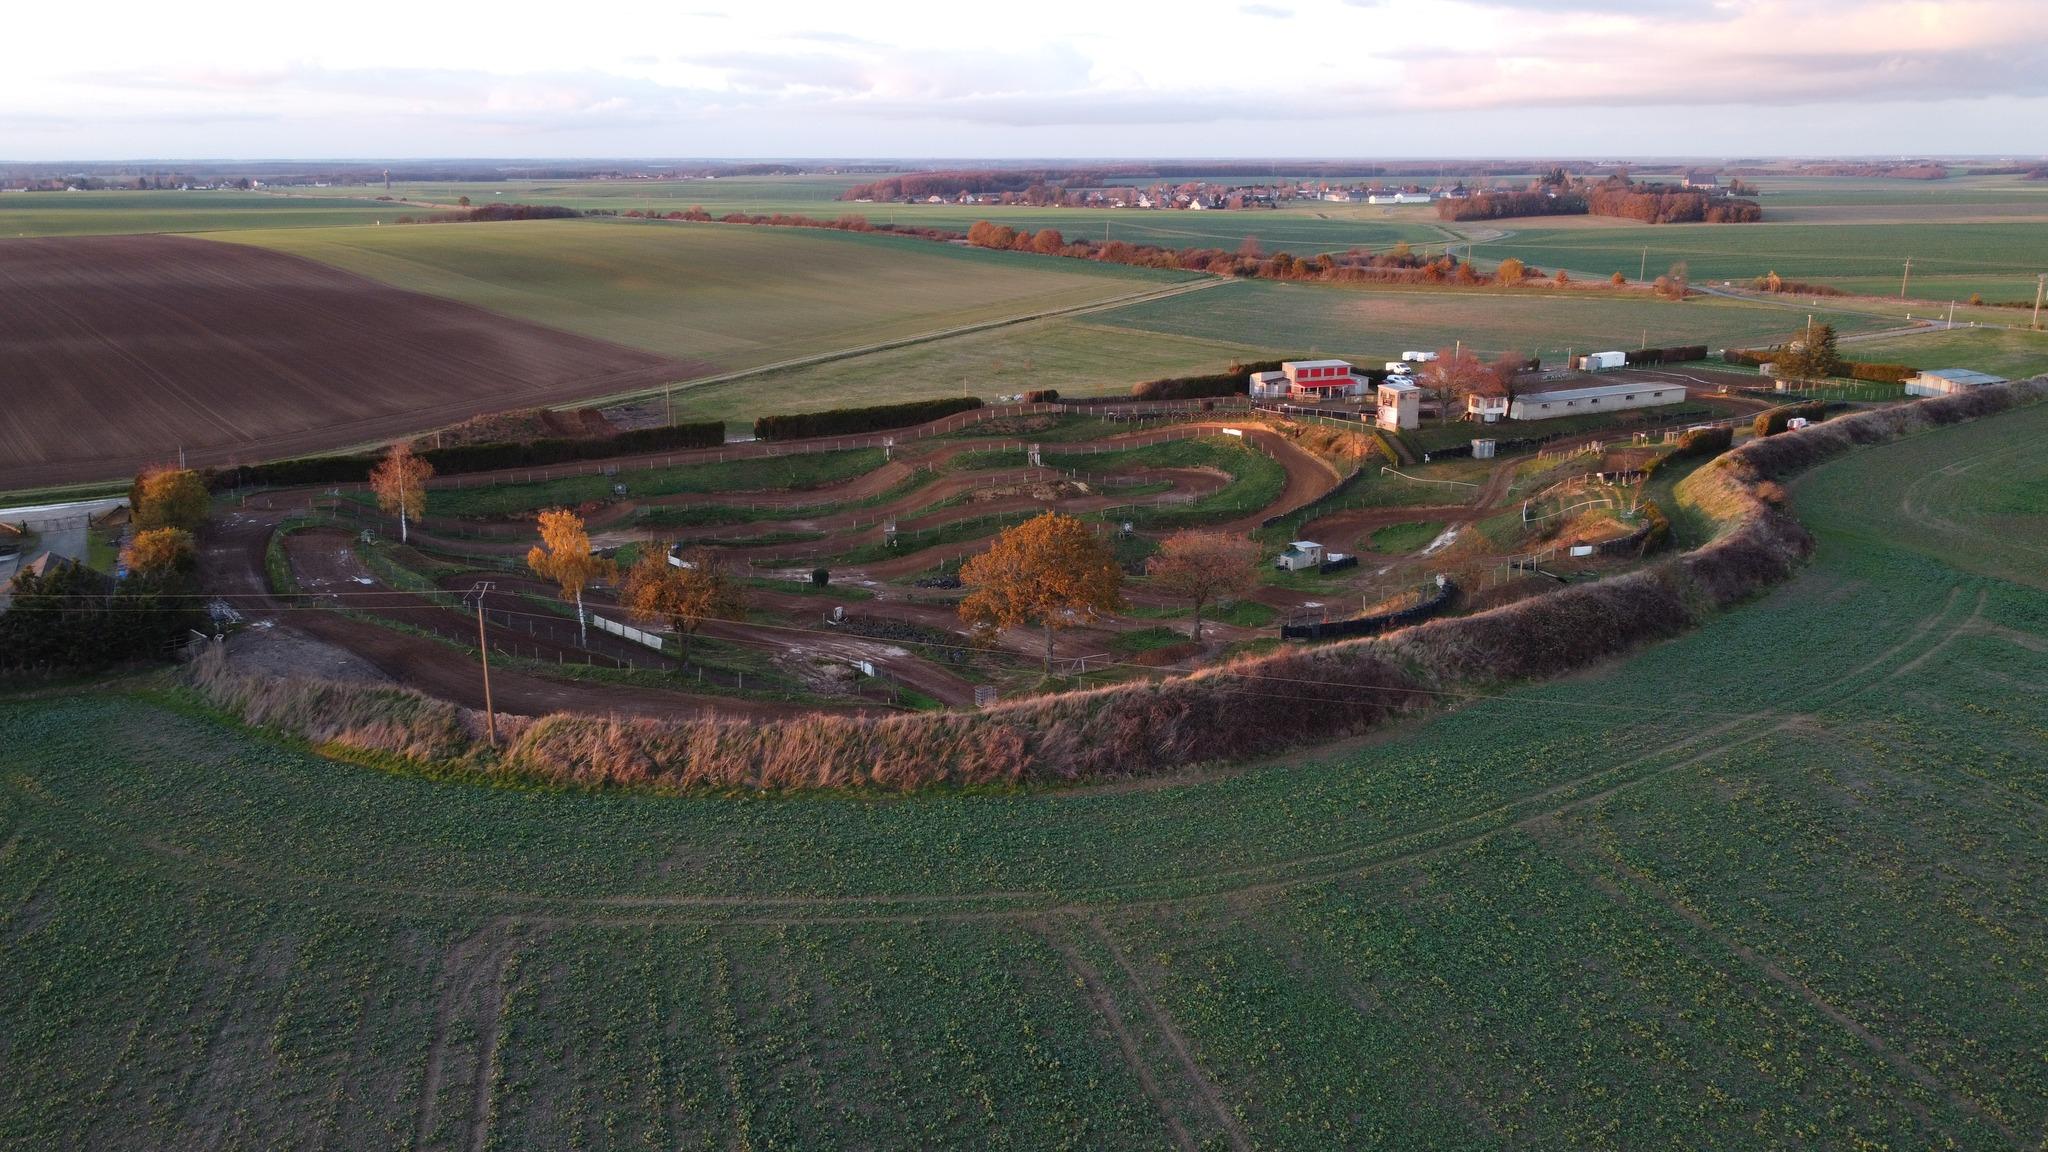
xmin=217 ymin=218 xmax=1193 ymax=372
xmin=1474 ymin=219 xmax=2048 ymax=304
xmin=1842 ymin=325 xmax=2048 ymax=381
xmin=0 ymin=190 xmax=411 ymax=237
xmin=1091 ymin=277 xmax=1894 ymax=363
xmin=663 ymin=316 xmax=1270 ymax=426
xmin=321 ymin=177 xmax=1454 ymax=256
xmin=6 ymin=392 xmax=2044 ymax=1147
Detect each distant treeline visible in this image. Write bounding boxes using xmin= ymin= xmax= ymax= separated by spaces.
xmin=1440 ymin=181 xmax=1761 ymax=224
xmin=635 ymin=204 xmax=1656 ymax=294
xmin=396 ymin=203 xmax=587 ymax=224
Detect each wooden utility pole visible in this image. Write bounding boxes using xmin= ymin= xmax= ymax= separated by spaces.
xmin=2034 ymin=274 xmax=2045 ymax=330
xmin=1639 ymin=246 xmax=1647 ymax=282
xmin=466 ymin=582 xmax=497 ymax=746
xmin=1900 ymin=257 xmax=1912 ymax=298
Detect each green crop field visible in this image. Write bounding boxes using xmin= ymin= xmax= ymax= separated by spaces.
xmin=309 ymin=177 xmax=1454 ymax=255
xmin=5 ymin=392 xmax=2044 ymax=1147
xmin=1091 ymin=277 xmax=1895 ymax=363
xmin=666 ymin=316 xmax=1270 ymax=427
xmin=0 ymin=190 xmax=412 ymax=237
xmin=1842 ymin=325 xmax=2048 ymax=381
xmin=1474 ymin=219 xmax=2048 ymax=303
xmin=216 ymin=218 xmax=1193 ymax=373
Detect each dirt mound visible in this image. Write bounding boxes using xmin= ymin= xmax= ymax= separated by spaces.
xmin=964 ymin=479 xmax=1092 ymax=503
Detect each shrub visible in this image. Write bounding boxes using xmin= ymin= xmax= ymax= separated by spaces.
xmin=1847 ymin=362 xmax=1913 ymax=384
xmin=1754 ymin=401 xmax=1826 ymax=437
xmin=1132 ymin=360 xmax=1284 ymax=401
xmin=811 ymin=567 xmax=830 ymax=588
xmin=1022 ymin=389 xmax=1059 ymax=403
xmin=1676 ymin=425 xmax=1733 ymax=457
xmin=753 ymin=397 xmax=983 ymax=440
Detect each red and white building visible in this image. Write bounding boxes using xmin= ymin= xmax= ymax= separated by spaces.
xmin=1249 ymin=359 xmax=1368 ymax=401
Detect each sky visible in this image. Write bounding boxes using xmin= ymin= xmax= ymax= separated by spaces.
xmin=5 ymin=0 xmax=2047 ymax=160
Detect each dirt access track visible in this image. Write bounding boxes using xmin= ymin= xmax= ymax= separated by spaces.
xmin=0 ymin=235 xmax=703 ymax=491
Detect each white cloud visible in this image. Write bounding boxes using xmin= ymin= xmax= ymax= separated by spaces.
xmin=1 ymin=0 xmax=2043 ymax=156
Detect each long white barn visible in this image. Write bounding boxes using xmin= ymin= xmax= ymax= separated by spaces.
xmin=1509 ymin=381 xmax=1685 ymax=421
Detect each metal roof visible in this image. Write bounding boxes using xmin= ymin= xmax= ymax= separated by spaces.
xmin=1919 ymin=368 xmax=2007 ymax=387
xmin=1283 ymin=359 xmax=1352 ymax=370
xmin=1516 ymin=381 xmax=1683 ymax=405
xmin=1378 ymin=378 xmax=1420 ymax=392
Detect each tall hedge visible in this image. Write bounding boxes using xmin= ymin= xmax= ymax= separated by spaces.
xmin=1133 ymin=360 xmax=1285 ymax=401
xmin=751 ymin=397 xmax=983 ymax=441
xmin=209 ymin=421 xmax=726 ymax=490
xmin=1624 ymin=344 xmax=1707 ymax=366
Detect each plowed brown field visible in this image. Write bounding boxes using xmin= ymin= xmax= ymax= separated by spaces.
xmin=0 ymin=235 xmax=703 ymax=490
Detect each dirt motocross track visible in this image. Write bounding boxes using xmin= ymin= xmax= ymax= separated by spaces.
xmin=0 ymin=235 xmax=701 ymax=490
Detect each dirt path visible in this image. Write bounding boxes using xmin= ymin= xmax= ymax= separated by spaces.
xmin=198 ymin=502 xmax=878 ymax=719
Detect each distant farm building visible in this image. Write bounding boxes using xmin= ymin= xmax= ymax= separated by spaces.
xmin=1377 ymin=378 xmax=1423 ymax=430
xmin=1577 ymin=351 xmax=1627 ymax=372
xmin=1273 ymin=541 xmax=1325 ymax=572
xmin=1250 ymin=359 xmax=1369 ymax=401
xmin=1509 ymin=381 xmax=1684 ymax=421
xmin=1684 ymin=171 xmax=1720 ymax=189
xmin=1366 ymin=192 xmax=1432 ymax=205
xmin=1905 ymin=367 xmax=2008 ymax=397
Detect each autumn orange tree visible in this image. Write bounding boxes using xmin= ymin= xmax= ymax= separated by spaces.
xmin=959 ymin=512 xmax=1125 ymax=673
xmin=130 ymin=467 xmax=209 ymax=531
xmin=1419 ymin=346 xmax=1496 ymax=422
xmin=1144 ymin=530 xmax=1258 ymax=642
xmin=620 ymin=546 xmax=748 ymax=663
xmin=526 ymin=508 xmax=616 ymax=647
xmin=368 ymin=442 xmax=433 ymax=543
xmin=120 ymin=527 xmax=195 ymax=579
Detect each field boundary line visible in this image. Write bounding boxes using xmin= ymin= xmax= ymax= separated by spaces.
xmin=573 ymin=276 xmax=1232 ymax=411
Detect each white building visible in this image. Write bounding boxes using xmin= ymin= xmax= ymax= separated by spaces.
xmin=1274 ymin=541 xmax=1325 ymax=572
xmin=1252 ymin=359 xmax=1370 ymax=400
xmin=1466 ymin=393 xmax=1509 ymax=423
xmin=1905 ymin=367 xmax=2008 ymax=397
xmin=1377 ymin=379 xmax=1422 ymax=430
xmin=1577 ymin=351 xmax=1627 ymax=372
xmin=1509 ymin=382 xmax=1684 ymax=421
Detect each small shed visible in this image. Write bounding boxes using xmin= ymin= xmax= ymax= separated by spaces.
xmin=1274 ymin=542 xmax=1325 ymax=572
xmin=1905 ymin=368 xmax=2008 ymax=397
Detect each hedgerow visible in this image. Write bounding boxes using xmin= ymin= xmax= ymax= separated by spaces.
xmin=753 ymin=397 xmax=983 ymax=441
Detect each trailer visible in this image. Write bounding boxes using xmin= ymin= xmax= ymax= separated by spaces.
xmin=1577 ymin=350 xmax=1627 ymax=372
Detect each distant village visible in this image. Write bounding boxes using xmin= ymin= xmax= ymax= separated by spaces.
xmin=844 ymin=171 xmax=1744 ymax=212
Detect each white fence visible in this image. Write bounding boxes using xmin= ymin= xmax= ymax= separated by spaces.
xmin=592 ymin=614 xmax=666 ymax=651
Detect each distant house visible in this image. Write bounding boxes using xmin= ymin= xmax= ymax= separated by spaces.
xmin=1509 ymin=381 xmax=1684 ymax=421
xmin=1905 ymin=367 xmax=2008 ymax=397
xmin=1684 ymin=171 xmax=1720 ymax=190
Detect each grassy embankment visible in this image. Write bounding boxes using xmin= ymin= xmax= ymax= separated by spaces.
xmin=4 ymin=398 xmax=2045 ymax=1147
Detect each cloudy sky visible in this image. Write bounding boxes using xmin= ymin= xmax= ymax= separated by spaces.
xmin=5 ymin=0 xmax=2047 ymax=159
